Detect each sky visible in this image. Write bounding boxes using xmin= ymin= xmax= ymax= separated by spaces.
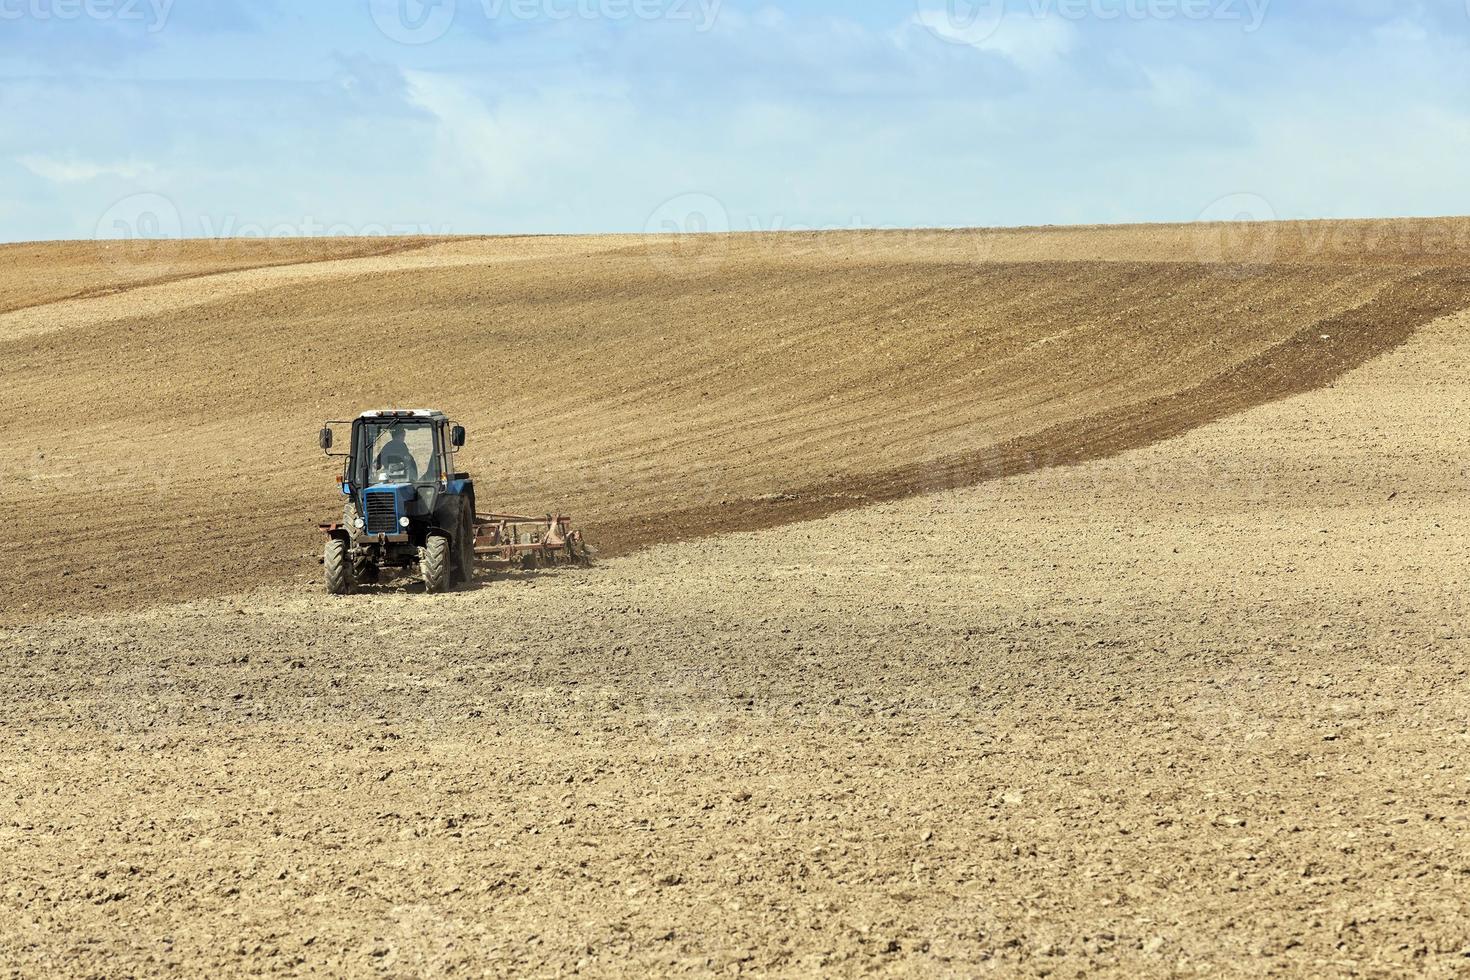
xmin=2 ymin=0 xmax=1469 ymax=242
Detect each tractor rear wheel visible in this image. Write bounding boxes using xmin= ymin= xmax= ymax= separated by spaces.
xmin=324 ymin=538 xmax=352 ymax=595
xmin=423 ymin=533 xmax=453 ymax=593
xmin=456 ymin=509 xmax=476 ymax=586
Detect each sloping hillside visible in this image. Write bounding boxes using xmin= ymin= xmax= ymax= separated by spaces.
xmin=4 ymin=224 xmax=1470 ymax=622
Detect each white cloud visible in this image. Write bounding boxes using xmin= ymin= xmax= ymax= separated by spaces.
xmin=403 ymin=71 xmax=629 ymax=200
xmin=404 ymin=72 xmax=526 ymax=189
xmin=17 ymin=155 xmax=158 ymax=184
xmin=1140 ymin=65 xmax=1212 ymax=111
xmin=911 ymin=8 xmax=1078 ymax=71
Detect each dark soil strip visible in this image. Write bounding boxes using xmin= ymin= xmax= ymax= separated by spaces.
xmin=592 ymin=268 xmax=1470 ymax=558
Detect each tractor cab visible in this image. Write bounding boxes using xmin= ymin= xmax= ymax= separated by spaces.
xmin=320 ymin=410 xmax=468 ymax=535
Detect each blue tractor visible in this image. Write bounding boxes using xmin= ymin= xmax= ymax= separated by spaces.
xmin=317 ymin=409 xmax=477 ymax=594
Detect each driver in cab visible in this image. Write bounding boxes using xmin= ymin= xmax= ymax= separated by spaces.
xmin=374 ymin=426 xmax=420 ymax=483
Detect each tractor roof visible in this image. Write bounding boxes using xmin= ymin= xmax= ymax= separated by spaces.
xmin=356 ymin=409 xmax=448 ymax=421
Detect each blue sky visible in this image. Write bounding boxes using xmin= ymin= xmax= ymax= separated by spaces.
xmin=2 ymin=0 xmax=1468 ymax=242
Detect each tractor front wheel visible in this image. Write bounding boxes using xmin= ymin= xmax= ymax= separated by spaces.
xmin=324 ymin=537 xmax=352 ymax=595
xmin=423 ymin=533 xmax=453 ymax=593
xmin=353 ymin=556 xmax=380 ymax=586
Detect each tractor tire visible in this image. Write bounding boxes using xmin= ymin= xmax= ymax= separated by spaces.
xmin=324 ymin=537 xmax=352 ymax=595
xmin=423 ymin=533 xmax=453 ymax=594
xmin=456 ymin=509 xmax=476 ymax=586
xmin=353 ymin=556 xmax=380 ymax=586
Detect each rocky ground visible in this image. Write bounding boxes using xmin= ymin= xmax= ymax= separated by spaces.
xmin=4 ymin=292 xmax=1469 ymax=976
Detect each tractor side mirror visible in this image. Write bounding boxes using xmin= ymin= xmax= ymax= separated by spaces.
xmin=451 ymin=425 xmax=466 ymax=449
xmin=319 ymin=427 xmax=334 ymax=451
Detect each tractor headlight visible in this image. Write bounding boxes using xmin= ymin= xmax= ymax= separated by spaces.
xmin=354 ymin=518 xmax=365 ymax=529
xmin=399 ymin=516 xmax=411 ymax=528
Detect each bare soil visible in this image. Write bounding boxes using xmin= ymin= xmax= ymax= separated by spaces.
xmin=4 ymin=224 xmax=1470 ymax=976
xmin=7 ymin=224 xmax=1470 ymax=624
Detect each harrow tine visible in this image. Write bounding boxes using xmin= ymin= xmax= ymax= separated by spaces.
xmin=471 ymin=513 xmax=585 ymax=569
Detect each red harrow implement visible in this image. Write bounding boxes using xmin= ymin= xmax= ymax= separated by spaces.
xmin=473 ymin=513 xmax=589 ymax=570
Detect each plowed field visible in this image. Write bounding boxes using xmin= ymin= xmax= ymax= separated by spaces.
xmin=6 ymin=223 xmax=1470 ymax=624
xmin=5 ymin=222 xmax=1470 ymax=977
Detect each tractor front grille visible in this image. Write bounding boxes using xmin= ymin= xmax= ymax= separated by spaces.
xmin=364 ymin=493 xmax=399 ymax=535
